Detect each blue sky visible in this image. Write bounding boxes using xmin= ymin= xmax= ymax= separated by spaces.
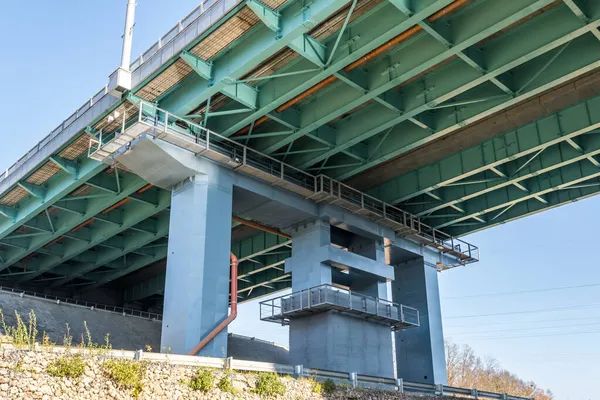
xmin=1 ymin=2 xmax=598 ymax=400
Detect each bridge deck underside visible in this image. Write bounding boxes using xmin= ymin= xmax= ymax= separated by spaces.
xmin=2 ymin=0 xmax=600 ymax=307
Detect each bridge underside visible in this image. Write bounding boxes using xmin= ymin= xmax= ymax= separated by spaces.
xmin=1 ymin=0 xmax=600 ymax=311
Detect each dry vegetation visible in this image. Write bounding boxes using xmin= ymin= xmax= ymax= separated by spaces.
xmin=446 ymin=340 xmax=553 ymax=399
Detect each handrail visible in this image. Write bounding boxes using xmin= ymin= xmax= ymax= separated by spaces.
xmin=259 ymin=284 xmax=420 ymax=328
xmin=0 ymin=0 xmax=241 ymax=187
xmin=0 ymin=285 xmax=162 ymax=321
xmin=91 ymin=101 xmax=478 ymax=266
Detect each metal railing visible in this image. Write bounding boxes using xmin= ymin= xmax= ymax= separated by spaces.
xmin=88 ymin=101 xmax=479 ymax=266
xmin=259 ymin=284 xmax=420 ymax=330
xmin=0 ymin=85 xmax=109 ymax=186
xmin=0 ymin=286 xmax=162 ymax=321
xmin=1 ymin=0 xmax=241 ymax=188
xmin=7 ymin=344 xmax=530 ymax=400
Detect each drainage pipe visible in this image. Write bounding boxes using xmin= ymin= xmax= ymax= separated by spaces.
xmin=236 ymin=0 xmax=469 ymax=135
xmin=188 ymin=252 xmax=239 ymax=356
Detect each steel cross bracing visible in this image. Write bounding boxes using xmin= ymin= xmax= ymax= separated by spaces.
xmin=368 ymin=94 xmax=600 ymax=235
xmin=3 ymin=0 xmax=600 ymax=300
xmin=193 ymin=0 xmax=600 ymax=181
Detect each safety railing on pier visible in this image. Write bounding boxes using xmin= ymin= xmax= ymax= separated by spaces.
xmin=259 ymin=284 xmax=419 ymax=330
xmin=88 ymin=101 xmax=479 ymax=267
xmin=0 ymin=286 xmax=162 ymax=321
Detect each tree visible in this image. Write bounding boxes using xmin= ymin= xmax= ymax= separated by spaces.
xmin=445 ymin=340 xmax=553 ymax=400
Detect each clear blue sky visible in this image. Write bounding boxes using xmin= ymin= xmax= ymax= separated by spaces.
xmin=1 ymin=2 xmax=598 ymax=400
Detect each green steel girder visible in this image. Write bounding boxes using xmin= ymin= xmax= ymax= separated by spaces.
xmin=0 ymin=158 xmax=104 ymax=242
xmin=281 ymin=2 xmax=600 ymax=174
xmin=246 ymin=0 xmax=281 ymax=32
xmin=169 ymin=0 xmax=455 ymax=125
xmin=180 ymin=51 xmax=213 ymax=80
xmin=17 ymin=182 xmax=46 ymax=199
xmin=123 ymin=273 xmax=165 ymax=303
xmin=122 ymin=230 xmax=292 ymax=303
xmin=255 ymin=0 xmax=565 ymax=161
xmin=289 ymin=34 xmax=327 ymax=67
xmin=16 ymin=188 xmax=171 ymax=283
xmin=209 ymin=1 xmax=453 ymax=138
xmin=50 ymin=213 xmax=171 ymax=288
xmin=158 ymin=0 xmax=361 ymax=116
xmin=0 ymin=169 xmax=148 ymax=273
xmin=432 ymin=158 xmax=600 ymax=229
xmin=563 ymin=0 xmax=591 ymax=22
xmin=448 ymin=177 xmax=600 ymax=236
xmin=49 ymin=156 xmax=78 ymax=176
xmin=83 ymin=247 xmax=169 ymax=291
xmin=180 ymin=51 xmax=258 ymax=110
xmin=0 ymin=206 xmax=16 ymax=220
xmin=370 ymin=94 xmax=600 ymax=207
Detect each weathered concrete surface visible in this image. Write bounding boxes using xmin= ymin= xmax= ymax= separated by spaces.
xmin=0 ymin=290 xmax=292 ymax=363
xmin=0 ymin=290 xmax=161 ymax=351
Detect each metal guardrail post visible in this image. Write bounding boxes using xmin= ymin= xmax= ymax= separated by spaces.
xmin=349 ymin=372 xmax=358 ymax=388
xmin=294 ymin=365 xmax=304 ymax=378
xmin=435 ymin=383 xmax=444 ymax=395
xmin=134 ymin=349 xmax=143 ymax=361
xmin=471 ymin=389 xmax=479 ymax=399
xmin=396 ymin=378 xmax=404 ymax=393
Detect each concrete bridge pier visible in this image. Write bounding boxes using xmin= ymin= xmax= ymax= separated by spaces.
xmin=286 ymin=219 xmax=395 ymax=378
xmin=160 ymin=169 xmax=233 ymax=357
xmin=392 ymin=255 xmax=447 ymax=384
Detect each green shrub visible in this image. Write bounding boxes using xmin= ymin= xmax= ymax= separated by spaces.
xmin=253 ymin=372 xmax=286 ymax=397
xmin=218 ymin=374 xmax=238 ymax=395
xmin=102 ymin=359 xmax=146 ymax=398
xmin=187 ymin=368 xmax=215 ymax=393
xmin=47 ymin=355 xmax=86 ymax=378
xmin=322 ymin=379 xmax=337 ymax=394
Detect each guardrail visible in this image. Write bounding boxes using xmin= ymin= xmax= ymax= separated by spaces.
xmin=89 ymin=101 xmax=479 ymax=267
xmin=0 ymin=0 xmax=241 ymax=188
xmin=260 ymin=284 xmax=420 ymax=330
xmin=0 ymin=286 xmax=162 ymax=321
xmin=2 ymin=343 xmax=531 ymax=400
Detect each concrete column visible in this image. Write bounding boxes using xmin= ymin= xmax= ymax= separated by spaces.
xmin=287 ymin=220 xmax=394 ymax=377
xmin=160 ymin=171 xmax=233 ymax=357
xmin=392 ymin=257 xmax=447 ymax=384
xmin=288 ymin=219 xmax=333 ymax=292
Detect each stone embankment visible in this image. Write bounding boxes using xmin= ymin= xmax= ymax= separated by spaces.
xmin=0 ymin=345 xmax=462 ymax=400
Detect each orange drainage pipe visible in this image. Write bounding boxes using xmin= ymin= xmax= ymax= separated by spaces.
xmin=236 ymin=0 xmax=468 ymax=135
xmin=232 ymin=215 xmax=291 ymax=239
xmin=188 ymin=252 xmax=238 ymax=356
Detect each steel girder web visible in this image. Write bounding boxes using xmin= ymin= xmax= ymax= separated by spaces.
xmin=0 ymin=157 xmax=105 ymax=243
xmin=166 ymin=0 xmax=457 ymax=134
xmin=254 ymin=0 xmax=584 ymax=161
xmin=285 ymin=1 xmax=600 ymax=179
xmin=368 ymin=94 xmax=600 ymax=212
xmin=0 ymin=169 xmax=151 ymax=276
xmin=233 ymin=230 xmax=292 ymax=301
xmin=81 ymin=229 xmax=291 ymax=298
xmin=8 ymin=187 xmax=169 ymax=284
xmin=44 ymin=203 xmax=171 ymax=289
xmin=157 ymin=0 xmax=362 ymax=116
xmin=447 ymin=176 xmax=600 ymax=236
xmin=428 ymin=157 xmax=600 ymax=228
